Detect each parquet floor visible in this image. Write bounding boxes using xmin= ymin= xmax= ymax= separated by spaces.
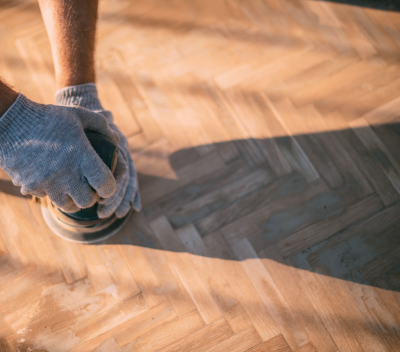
xmin=1 ymin=0 xmax=400 ymax=351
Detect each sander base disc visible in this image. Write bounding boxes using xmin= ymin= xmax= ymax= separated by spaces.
xmin=41 ymin=199 xmax=131 ymax=244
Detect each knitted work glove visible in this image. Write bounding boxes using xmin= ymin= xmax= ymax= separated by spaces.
xmin=55 ymin=83 xmax=141 ymax=218
xmin=0 ymin=94 xmax=120 ymax=213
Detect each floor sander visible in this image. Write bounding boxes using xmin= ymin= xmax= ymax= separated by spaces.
xmin=41 ymin=131 xmax=131 ymax=243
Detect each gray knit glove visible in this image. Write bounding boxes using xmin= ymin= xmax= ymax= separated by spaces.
xmin=55 ymin=83 xmax=141 ymax=218
xmin=0 ymin=94 xmax=120 ymax=213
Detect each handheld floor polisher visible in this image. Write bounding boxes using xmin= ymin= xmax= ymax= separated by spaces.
xmin=41 ymin=131 xmax=131 ymax=243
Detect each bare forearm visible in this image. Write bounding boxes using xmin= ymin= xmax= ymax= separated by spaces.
xmin=38 ymin=0 xmax=99 ymax=89
xmin=0 ymin=79 xmax=18 ymax=117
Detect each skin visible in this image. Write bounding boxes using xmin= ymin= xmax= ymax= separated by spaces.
xmin=38 ymin=0 xmax=99 ymax=89
xmin=0 ymin=0 xmax=99 ymax=117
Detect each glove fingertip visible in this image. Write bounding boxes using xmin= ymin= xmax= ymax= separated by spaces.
xmin=84 ymin=157 xmax=117 ymax=199
xmin=97 ymin=204 xmax=115 ymax=219
xmin=61 ymin=204 xmax=81 ymax=213
xmin=115 ymin=201 xmax=131 ymax=219
xmin=133 ymin=194 xmax=142 ymax=212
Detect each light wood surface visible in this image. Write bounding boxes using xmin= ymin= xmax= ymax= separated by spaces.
xmin=1 ymin=0 xmax=400 ymax=351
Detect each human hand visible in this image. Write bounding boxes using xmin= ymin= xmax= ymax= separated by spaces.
xmin=55 ymin=83 xmax=141 ymax=218
xmin=0 ymin=94 xmax=119 ymax=213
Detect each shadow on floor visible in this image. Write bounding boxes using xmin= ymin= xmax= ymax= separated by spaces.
xmin=0 ymin=124 xmax=399 ymax=295
xmin=118 ymin=122 xmax=398 ymax=293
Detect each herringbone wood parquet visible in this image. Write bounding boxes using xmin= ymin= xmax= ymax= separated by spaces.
xmin=1 ymin=0 xmax=400 ymax=351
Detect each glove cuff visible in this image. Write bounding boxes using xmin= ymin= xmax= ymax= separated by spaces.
xmin=0 ymin=94 xmax=45 ymax=158
xmin=55 ymin=83 xmax=104 ymax=111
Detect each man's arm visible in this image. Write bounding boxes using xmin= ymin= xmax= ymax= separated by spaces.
xmin=38 ymin=0 xmax=99 ymax=89
xmin=0 ymin=79 xmax=18 ymax=117
xmin=0 ymin=0 xmax=125 ymax=215
xmin=40 ymin=0 xmax=141 ymax=217
xmin=1 ymin=0 xmax=98 ymax=114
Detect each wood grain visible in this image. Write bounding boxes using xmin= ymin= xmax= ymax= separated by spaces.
xmin=1 ymin=0 xmax=400 ymax=350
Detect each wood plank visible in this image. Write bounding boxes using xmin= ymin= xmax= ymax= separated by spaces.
xmin=183 ymin=84 xmax=240 ymax=163
xmin=117 ymin=244 xmax=162 ymax=309
xmin=15 ymin=34 xmax=56 ymax=104
xmin=0 ymin=193 xmax=59 ymax=276
xmin=133 ymin=72 xmax=194 ymax=152
xmin=30 ymin=201 xmax=88 ymax=284
xmin=205 ymin=327 xmax=262 ymax=352
xmin=114 ymin=212 xmax=163 ymax=308
xmin=131 ymin=138 xmax=177 ymax=183
xmin=6 ymin=278 xmax=137 ymax=351
xmin=271 ymin=102 xmax=344 ymax=188
xmin=164 ymin=76 xmax=219 ymax=158
xmin=150 ymin=216 xmax=223 ymax=324
xmin=102 ymin=53 xmax=163 ymax=142
xmin=96 ymin=241 xmax=141 ymax=300
xmin=288 ymin=268 xmax=365 ymax=352
xmin=279 ymin=49 xmax=359 ymax=98
xmin=176 ymin=224 xmax=253 ymax=333
xmin=309 ymin=118 xmax=374 ymax=200
xmin=97 ymin=71 xmax=141 ymax=138
xmin=305 ymin=201 xmax=400 ymax=252
xmin=247 ymin=334 xmax=291 ymax=352
xmin=224 ymin=302 xmax=254 ymax=334
xmin=302 ymin=207 xmax=400 ymax=283
xmin=314 ymin=64 xmax=400 ymax=114
xmin=312 ymin=275 xmax=388 ymax=352
xmin=243 ymin=45 xmax=336 ymax=92
xmin=349 ymin=117 xmax=400 ymax=195
xmin=169 ymin=253 xmax=223 ymax=324
xmin=345 ymin=281 xmax=400 ymax=351
xmin=264 ymin=95 xmax=320 ymax=183
xmin=221 ymin=175 xmax=328 ymax=245
xmin=76 ymin=244 xmax=114 ymax=293
xmin=340 ymin=77 xmax=400 ymax=121
xmin=195 ymin=173 xmax=323 ymax=235
xmin=0 ymin=268 xmax=64 ymax=332
xmin=247 ymin=185 xmax=357 ymax=252
xmin=287 ymin=60 xmax=381 ymax=107
xmin=231 ymin=238 xmax=311 ymax=351
xmin=141 ymin=151 xmax=225 ymax=204
xmin=142 ymin=248 xmax=199 ymax=316
xmin=202 ymin=86 xmax=270 ymax=171
xmin=162 ymin=318 xmax=233 ymax=352
xmin=336 ymin=121 xmax=400 ymax=206
xmin=258 ymin=246 xmax=338 ymax=352
xmin=74 ymin=292 xmax=148 ymax=344
xmin=214 ymin=44 xmax=309 ymax=91
xmin=363 ymin=96 xmax=400 ymax=126
xmin=71 ymin=302 xmax=177 ymax=352
xmin=202 ymin=232 xmax=281 ymax=341
xmin=222 ymin=90 xmax=293 ymax=176
xmin=359 ymin=245 xmax=400 ymax=282
xmin=143 ymin=158 xmax=251 ymax=222
xmin=372 ymin=124 xmax=400 ymax=171
xmin=118 ymin=310 xmax=205 ymax=352
xmin=276 ymin=194 xmax=383 ymax=258
xmin=171 ymin=167 xmax=274 ymax=231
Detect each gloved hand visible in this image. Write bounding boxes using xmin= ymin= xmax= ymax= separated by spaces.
xmin=0 ymin=94 xmax=120 ymax=213
xmin=55 ymin=83 xmax=141 ymax=218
